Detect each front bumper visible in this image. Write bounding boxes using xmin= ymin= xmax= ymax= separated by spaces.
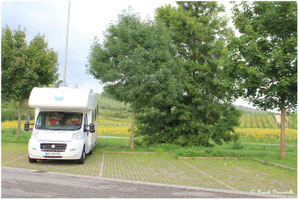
xmin=28 ymin=139 xmax=84 ymax=160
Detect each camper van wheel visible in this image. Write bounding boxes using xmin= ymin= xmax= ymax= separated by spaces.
xmin=78 ymin=147 xmax=86 ymax=164
xmin=28 ymin=156 xmax=37 ymax=163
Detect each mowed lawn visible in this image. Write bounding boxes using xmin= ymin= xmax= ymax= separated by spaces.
xmin=2 ymin=139 xmax=297 ymax=195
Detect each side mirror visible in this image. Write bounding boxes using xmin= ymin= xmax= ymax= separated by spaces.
xmin=24 ymin=115 xmax=34 ymax=131
xmin=24 ymin=121 xmax=30 ymax=131
xmin=89 ymin=123 xmax=95 ymax=133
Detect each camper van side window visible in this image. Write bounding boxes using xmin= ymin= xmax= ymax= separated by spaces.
xmin=84 ymin=114 xmax=88 ymax=126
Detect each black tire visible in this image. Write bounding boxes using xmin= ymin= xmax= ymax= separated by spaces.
xmin=78 ymin=147 xmax=86 ymax=164
xmin=28 ymin=156 xmax=37 ymax=163
xmin=88 ymin=150 xmax=92 ymax=155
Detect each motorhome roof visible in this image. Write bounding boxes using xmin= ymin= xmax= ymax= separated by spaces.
xmin=28 ymin=87 xmax=97 ymax=112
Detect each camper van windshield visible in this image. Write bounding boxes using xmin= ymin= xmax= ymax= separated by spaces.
xmin=35 ymin=112 xmax=83 ymax=131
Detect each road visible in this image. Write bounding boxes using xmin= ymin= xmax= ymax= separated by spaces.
xmin=2 ymin=167 xmax=269 ymax=198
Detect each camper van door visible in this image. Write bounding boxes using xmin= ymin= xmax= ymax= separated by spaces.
xmin=84 ymin=113 xmax=94 ymax=154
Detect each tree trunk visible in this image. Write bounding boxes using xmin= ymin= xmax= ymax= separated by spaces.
xmin=130 ymin=110 xmax=136 ymax=150
xmin=26 ymin=101 xmax=29 ymax=120
xmin=280 ymin=104 xmax=286 ymax=159
xmin=17 ymin=99 xmax=22 ymax=138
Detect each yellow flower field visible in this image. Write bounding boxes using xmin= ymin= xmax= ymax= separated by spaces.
xmin=97 ymin=119 xmax=131 ymax=136
xmin=235 ymin=128 xmax=297 ymax=144
xmin=1 ymin=119 xmax=131 ymax=136
xmin=1 ymin=120 xmax=35 ymax=129
xmin=2 ymin=119 xmax=297 ymax=144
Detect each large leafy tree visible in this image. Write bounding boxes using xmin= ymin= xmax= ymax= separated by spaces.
xmin=151 ymin=2 xmax=241 ymax=146
xmin=86 ymin=12 xmax=184 ymax=149
xmin=230 ymin=2 xmax=297 ymax=158
xmin=2 ymin=25 xmax=59 ymax=137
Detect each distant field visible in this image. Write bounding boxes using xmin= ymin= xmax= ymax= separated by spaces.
xmin=239 ymin=114 xmax=297 ymax=129
xmin=2 ymin=95 xmax=297 ymax=145
xmin=97 ymin=116 xmax=131 ymax=137
xmin=236 ymin=128 xmax=297 ymax=144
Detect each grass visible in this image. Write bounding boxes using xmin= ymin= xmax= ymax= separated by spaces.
xmin=104 ymin=152 xmax=229 ymax=189
xmin=97 ymin=137 xmax=297 ymax=169
xmin=1 ymin=129 xmax=31 ymax=143
xmin=184 ymin=158 xmax=297 ymax=193
xmin=2 ymin=127 xmax=297 ymax=169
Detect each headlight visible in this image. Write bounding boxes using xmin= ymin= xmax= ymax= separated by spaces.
xmin=72 ymin=131 xmax=83 ymax=140
xmin=31 ymin=130 xmax=38 ymax=138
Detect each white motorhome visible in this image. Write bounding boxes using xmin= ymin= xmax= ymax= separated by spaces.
xmin=24 ymin=86 xmax=98 ymax=164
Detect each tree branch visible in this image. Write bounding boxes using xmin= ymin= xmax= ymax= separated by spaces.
xmin=286 ymin=99 xmax=297 ymax=110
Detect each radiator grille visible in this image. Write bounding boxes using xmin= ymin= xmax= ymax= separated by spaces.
xmin=40 ymin=143 xmax=67 ymax=152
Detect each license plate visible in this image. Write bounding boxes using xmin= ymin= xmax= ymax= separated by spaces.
xmin=45 ymin=152 xmax=61 ymax=156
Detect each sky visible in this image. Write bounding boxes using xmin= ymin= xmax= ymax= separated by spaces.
xmin=1 ymin=0 xmax=253 ymax=108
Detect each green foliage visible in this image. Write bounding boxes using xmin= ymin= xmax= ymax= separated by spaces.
xmin=232 ymin=140 xmax=244 ymax=150
xmin=2 ymin=99 xmax=34 ymax=121
xmin=230 ymin=2 xmax=297 ymax=158
xmin=1 ymin=25 xmax=59 ymax=135
xmin=137 ymin=104 xmax=241 ymax=146
xmin=87 ymin=11 xmax=184 ymax=111
xmin=99 ymin=109 xmax=131 ymax=119
xmin=287 ymin=114 xmax=297 ymax=129
xmin=2 ymin=25 xmax=59 ymax=102
xmin=138 ymin=2 xmax=240 ymax=146
xmin=1 ymin=109 xmax=34 ymax=122
xmin=96 ymin=94 xmax=130 ymax=112
xmin=229 ymin=2 xmax=297 ymax=112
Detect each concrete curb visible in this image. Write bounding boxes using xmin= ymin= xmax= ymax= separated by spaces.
xmin=2 ymin=166 xmax=296 ymax=198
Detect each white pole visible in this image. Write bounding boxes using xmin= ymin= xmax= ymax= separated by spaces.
xmin=63 ymin=1 xmax=71 ymax=83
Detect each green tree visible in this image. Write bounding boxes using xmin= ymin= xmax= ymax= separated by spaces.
xmin=1 ymin=25 xmax=59 ymax=137
xmin=86 ymin=12 xmax=184 ymax=149
xmin=152 ymin=2 xmax=241 ymax=146
xmin=230 ymin=2 xmax=297 ymax=158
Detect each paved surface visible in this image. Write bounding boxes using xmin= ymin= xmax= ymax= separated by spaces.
xmin=2 ymin=167 xmax=267 ymax=198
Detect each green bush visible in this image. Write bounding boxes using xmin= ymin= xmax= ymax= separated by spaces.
xmin=1 ymin=109 xmax=34 ymax=122
xmin=232 ymin=140 xmax=244 ymax=150
xmin=137 ymin=104 xmax=241 ymax=147
xmin=99 ymin=109 xmax=131 ymax=119
xmin=96 ymin=95 xmax=130 ymax=111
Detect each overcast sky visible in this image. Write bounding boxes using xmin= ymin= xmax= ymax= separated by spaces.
xmin=1 ymin=0 xmax=252 ymax=107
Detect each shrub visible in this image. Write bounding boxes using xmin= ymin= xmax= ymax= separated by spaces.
xmin=1 ymin=109 xmax=34 ymax=122
xmin=232 ymin=140 xmax=244 ymax=150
